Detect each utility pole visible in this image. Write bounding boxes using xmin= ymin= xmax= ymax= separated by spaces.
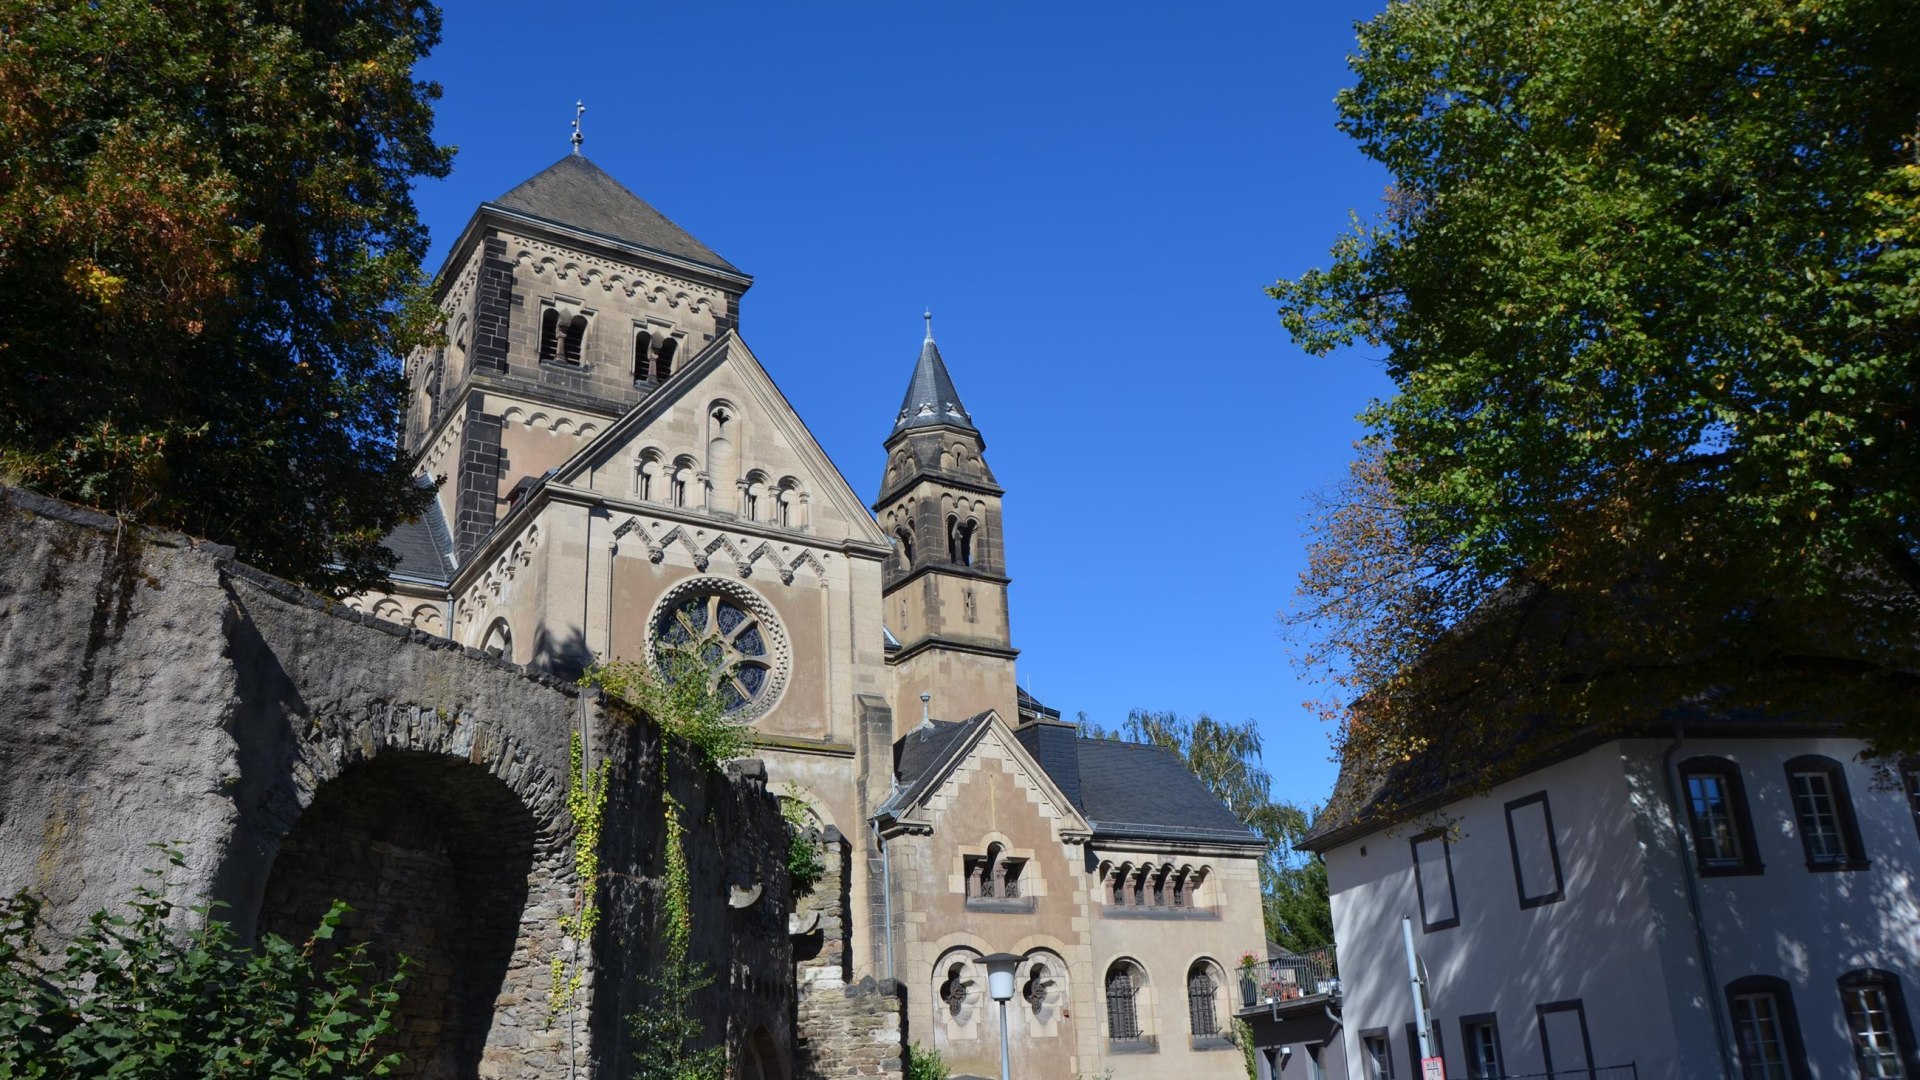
xmin=1403 ymin=916 xmax=1443 ymax=1079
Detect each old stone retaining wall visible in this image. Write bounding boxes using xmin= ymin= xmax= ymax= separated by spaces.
xmin=0 ymin=487 xmax=791 ymax=1078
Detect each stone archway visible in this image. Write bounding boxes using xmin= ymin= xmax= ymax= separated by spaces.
xmin=739 ymin=1026 xmax=787 ymax=1080
xmin=258 ymin=750 xmax=541 ymax=1079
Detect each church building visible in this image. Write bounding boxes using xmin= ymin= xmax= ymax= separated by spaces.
xmin=348 ymin=146 xmax=1267 ymax=1079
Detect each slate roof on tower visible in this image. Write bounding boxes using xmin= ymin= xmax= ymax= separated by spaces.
xmin=488 ymin=154 xmax=739 ymax=274
xmin=893 ymin=327 xmax=977 ymax=434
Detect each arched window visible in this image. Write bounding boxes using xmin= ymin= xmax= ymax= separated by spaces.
xmin=671 ymin=455 xmax=697 ymax=508
xmin=1677 ymin=756 xmax=1762 ymax=876
xmin=1726 ymin=975 xmax=1808 ymax=1079
xmin=1105 ymin=960 xmax=1146 ymax=1045
xmin=777 ymin=478 xmax=802 ymax=528
xmin=939 ymin=961 xmax=973 ymax=1020
xmin=1187 ymin=961 xmax=1222 ymax=1038
xmin=633 ymin=330 xmax=652 ymax=380
xmin=481 ymin=618 xmax=512 ymax=661
xmin=538 ymin=307 xmax=560 ymax=361
xmin=896 ymin=528 xmax=915 ymax=568
xmin=561 ymin=313 xmax=588 ymax=364
xmin=955 ymin=519 xmax=977 ymax=566
xmin=654 ymin=336 xmax=677 ymax=381
xmin=636 ymin=450 xmax=663 ymax=502
xmin=1784 ymin=755 xmax=1868 ymax=870
xmin=1838 ymin=969 xmax=1917 ymax=1077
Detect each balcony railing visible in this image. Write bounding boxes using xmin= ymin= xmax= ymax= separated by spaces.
xmin=1237 ymin=946 xmax=1338 ymax=1008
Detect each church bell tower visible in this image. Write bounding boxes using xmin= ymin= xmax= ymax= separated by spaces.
xmin=875 ymin=316 xmax=1017 ymax=734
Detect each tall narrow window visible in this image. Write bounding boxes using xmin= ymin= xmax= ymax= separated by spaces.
xmin=1360 ymin=1032 xmax=1393 ymax=1080
xmin=1105 ymin=962 xmax=1143 ymax=1044
xmin=1679 ymin=757 xmax=1763 ymax=875
xmin=1505 ymin=791 xmax=1566 ymax=907
xmin=1461 ymin=1016 xmax=1503 ymax=1079
xmin=654 ymin=337 xmax=677 ymax=381
xmin=1726 ymin=976 xmax=1807 ymax=1080
xmin=1840 ymin=970 xmax=1917 ymax=1079
xmin=1903 ymin=762 xmax=1920 ymax=843
xmin=1410 ymin=829 xmax=1460 ymax=931
xmin=538 ymin=307 xmax=560 ymax=361
xmin=1186 ymin=962 xmax=1220 ymax=1038
xmin=1784 ymin=756 xmax=1867 ymax=870
xmin=634 ymin=330 xmax=652 ymax=380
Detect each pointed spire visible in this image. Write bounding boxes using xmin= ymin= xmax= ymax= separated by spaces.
xmin=894 ymin=313 xmax=975 ymax=434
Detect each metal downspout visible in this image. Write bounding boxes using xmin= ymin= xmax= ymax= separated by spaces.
xmin=1662 ymin=727 xmax=1734 ymax=1079
xmin=872 ymin=816 xmax=894 ymax=981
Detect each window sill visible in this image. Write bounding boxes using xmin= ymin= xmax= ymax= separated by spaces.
xmin=1100 ymin=905 xmax=1220 ymax=921
xmin=1420 ymin=917 xmax=1459 ymax=932
xmin=1697 ymin=862 xmax=1766 ymax=878
xmin=1190 ymin=1035 xmax=1235 ymax=1052
xmin=1805 ymin=859 xmax=1870 ymax=873
xmin=964 ymin=896 xmax=1036 ymax=914
xmin=1107 ymin=1037 xmax=1158 ymax=1055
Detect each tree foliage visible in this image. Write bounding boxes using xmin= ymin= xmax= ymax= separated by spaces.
xmin=0 ymin=856 xmax=405 ymax=1078
xmin=1274 ymin=0 xmax=1920 ymax=757
xmin=1117 ymin=710 xmax=1332 ymax=954
xmin=0 ymin=0 xmax=454 ymax=595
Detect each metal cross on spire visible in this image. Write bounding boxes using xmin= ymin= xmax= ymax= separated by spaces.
xmin=923 ymin=309 xmax=934 ymax=342
xmin=570 ymin=101 xmax=586 ymax=154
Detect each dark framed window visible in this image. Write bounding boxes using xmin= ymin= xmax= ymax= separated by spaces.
xmin=1105 ymin=961 xmax=1147 ymax=1046
xmin=1902 ymin=762 xmax=1920 ymax=843
xmin=1678 ymin=756 xmax=1764 ymax=876
xmin=1505 ymin=791 xmax=1566 ymax=908
xmin=1783 ymin=756 xmax=1869 ymax=871
xmin=1726 ymin=975 xmax=1808 ymax=1080
xmin=1538 ymin=1000 xmax=1595 ymax=1078
xmin=1410 ymin=829 xmax=1460 ymax=931
xmin=1460 ymin=1014 xmax=1504 ymax=1080
xmin=1186 ymin=962 xmax=1220 ymax=1038
xmin=1360 ymin=1028 xmax=1393 ymax=1080
xmin=1840 ymin=970 xmax=1918 ymax=1079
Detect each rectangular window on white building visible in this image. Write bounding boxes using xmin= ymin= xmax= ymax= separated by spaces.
xmin=1504 ymin=791 xmax=1565 ymax=908
xmin=1460 ymin=1016 xmax=1503 ymax=1080
xmin=1360 ymin=1030 xmax=1393 ymax=1080
xmin=1411 ymin=830 xmax=1459 ymax=931
xmin=1840 ymin=972 xmax=1915 ymax=1080
xmin=1538 ymin=1000 xmax=1593 ymax=1077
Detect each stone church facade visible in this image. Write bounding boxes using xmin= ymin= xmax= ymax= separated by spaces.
xmin=348 ymin=150 xmax=1267 ymax=1079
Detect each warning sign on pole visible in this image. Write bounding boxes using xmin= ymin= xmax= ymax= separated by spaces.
xmin=1421 ymin=1056 xmax=1446 ymax=1080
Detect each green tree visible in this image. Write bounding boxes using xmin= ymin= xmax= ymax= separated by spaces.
xmin=0 ymin=0 xmax=453 ymax=596
xmin=0 ymin=856 xmax=405 ymax=1078
xmin=1119 ymin=710 xmax=1332 ymax=954
xmin=1272 ymin=0 xmax=1920 ymax=755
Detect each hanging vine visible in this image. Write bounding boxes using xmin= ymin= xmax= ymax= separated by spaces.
xmin=547 ymin=729 xmax=609 ymax=1025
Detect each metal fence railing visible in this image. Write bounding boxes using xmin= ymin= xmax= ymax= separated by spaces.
xmin=1237 ymin=946 xmax=1339 ymax=1007
xmin=1484 ymin=1065 xmax=1638 ymax=1080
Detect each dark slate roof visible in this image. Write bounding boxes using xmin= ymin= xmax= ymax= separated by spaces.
xmin=884 ymin=717 xmax=978 ymax=813
xmin=380 ymin=498 xmax=453 ymax=585
xmin=893 ymin=330 xmax=975 ymax=434
xmin=1013 ymin=718 xmax=1083 ymax=813
xmin=1074 ymin=739 xmax=1265 ymax=846
xmin=489 ymin=154 xmax=739 ymax=274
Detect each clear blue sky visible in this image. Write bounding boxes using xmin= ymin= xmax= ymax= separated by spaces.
xmin=412 ymin=2 xmax=1395 ymax=808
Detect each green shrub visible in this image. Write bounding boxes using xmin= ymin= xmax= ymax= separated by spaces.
xmin=0 ymin=854 xmax=405 ymax=1078
xmin=904 ymin=1042 xmax=951 ymax=1080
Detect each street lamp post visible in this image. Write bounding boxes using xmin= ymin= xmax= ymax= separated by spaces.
xmin=981 ymin=952 xmax=1023 ymax=1080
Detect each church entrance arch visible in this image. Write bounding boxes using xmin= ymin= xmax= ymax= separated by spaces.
xmin=257 ymin=750 xmax=539 ymax=1080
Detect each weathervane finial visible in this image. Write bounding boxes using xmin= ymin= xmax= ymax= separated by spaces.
xmin=570 ymin=101 xmax=586 ymax=154
xmin=923 ymin=309 xmax=933 ymax=342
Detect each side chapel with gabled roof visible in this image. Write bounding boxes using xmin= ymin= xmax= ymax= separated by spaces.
xmin=347 ymin=146 xmax=1267 ymax=1080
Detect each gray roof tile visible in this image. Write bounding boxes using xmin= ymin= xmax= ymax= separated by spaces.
xmin=380 ymin=497 xmax=453 ymax=585
xmin=490 ymin=154 xmax=739 ymax=274
xmin=1073 ymin=739 xmax=1264 ymax=846
xmin=893 ymin=332 xmax=976 ymax=434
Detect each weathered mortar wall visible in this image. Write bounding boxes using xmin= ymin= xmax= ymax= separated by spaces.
xmin=0 ymin=487 xmax=792 ymax=1079
xmin=793 ymin=828 xmax=904 ymax=1080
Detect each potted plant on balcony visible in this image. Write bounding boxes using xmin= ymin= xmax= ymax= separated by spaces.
xmin=1237 ymin=952 xmax=1262 ymax=1008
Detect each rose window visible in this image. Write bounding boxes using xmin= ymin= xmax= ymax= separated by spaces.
xmin=650 ymin=579 xmax=789 ymax=718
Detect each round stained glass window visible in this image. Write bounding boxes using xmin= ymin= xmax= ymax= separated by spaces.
xmin=648 ymin=578 xmax=790 ymax=719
